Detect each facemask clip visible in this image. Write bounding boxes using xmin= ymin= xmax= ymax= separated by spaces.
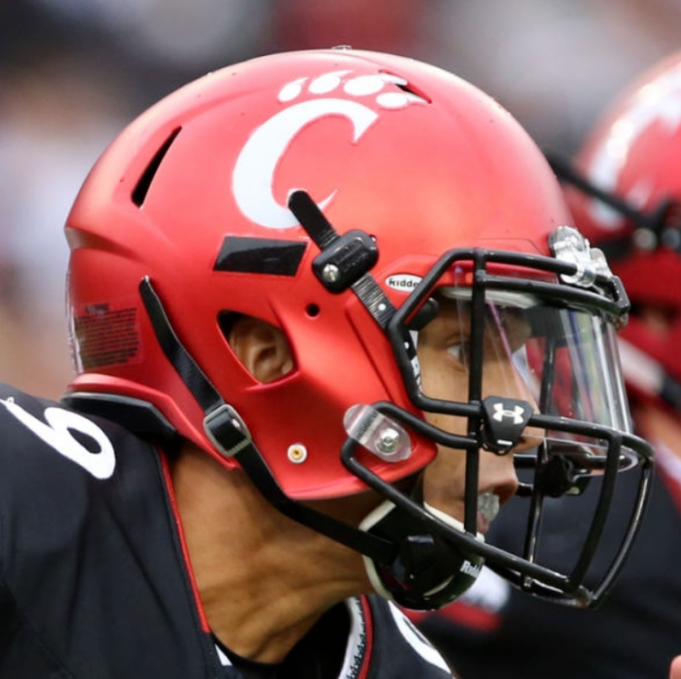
xmin=344 ymin=404 xmax=412 ymax=462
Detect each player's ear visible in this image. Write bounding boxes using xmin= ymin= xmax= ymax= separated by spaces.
xmin=226 ymin=316 xmax=294 ymax=383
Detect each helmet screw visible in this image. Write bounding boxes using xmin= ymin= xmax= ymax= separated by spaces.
xmin=287 ymin=443 xmax=308 ymax=464
xmin=321 ymin=263 xmax=341 ymax=283
xmin=376 ymin=428 xmax=400 ymax=454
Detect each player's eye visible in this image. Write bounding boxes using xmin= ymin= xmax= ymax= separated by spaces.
xmin=447 ymin=339 xmax=470 ymax=366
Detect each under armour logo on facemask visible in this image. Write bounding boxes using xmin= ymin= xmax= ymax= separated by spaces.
xmin=481 ymin=397 xmax=534 ymax=454
xmin=491 ymin=402 xmax=526 ymax=425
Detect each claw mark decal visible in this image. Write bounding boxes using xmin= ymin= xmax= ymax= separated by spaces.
xmin=232 ymin=70 xmax=425 ymax=229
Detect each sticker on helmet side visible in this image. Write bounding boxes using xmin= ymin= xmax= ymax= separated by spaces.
xmin=385 ymin=274 xmax=422 ymax=292
xmin=69 ymin=298 xmax=143 ymax=372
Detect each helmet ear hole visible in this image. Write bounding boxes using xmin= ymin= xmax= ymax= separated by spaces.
xmin=218 ymin=311 xmax=295 ymax=383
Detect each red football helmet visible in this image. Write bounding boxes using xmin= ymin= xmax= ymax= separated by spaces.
xmin=555 ymin=50 xmax=681 ymax=414
xmin=63 ymin=49 xmax=652 ymax=609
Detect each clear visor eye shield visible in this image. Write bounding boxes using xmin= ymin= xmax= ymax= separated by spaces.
xmin=336 ymin=223 xmax=654 ymax=609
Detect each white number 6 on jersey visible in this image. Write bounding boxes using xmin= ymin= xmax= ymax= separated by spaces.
xmin=1 ymin=397 xmax=116 ymax=479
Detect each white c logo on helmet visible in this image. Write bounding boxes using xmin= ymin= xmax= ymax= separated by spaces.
xmin=232 ymin=70 xmax=425 ymax=229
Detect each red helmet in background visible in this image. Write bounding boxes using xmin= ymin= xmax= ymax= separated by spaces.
xmin=63 ymin=49 xmax=652 ymax=609
xmin=556 ymin=51 xmax=681 ymax=412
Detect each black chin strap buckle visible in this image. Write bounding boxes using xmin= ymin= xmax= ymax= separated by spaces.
xmin=288 ymin=189 xmax=378 ymax=294
xmin=312 ymin=230 xmax=378 ymax=293
xmin=204 ymin=403 xmax=252 ymax=458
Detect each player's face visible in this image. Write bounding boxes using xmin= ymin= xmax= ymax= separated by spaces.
xmin=416 ymin=297 xmax=535 ymax=533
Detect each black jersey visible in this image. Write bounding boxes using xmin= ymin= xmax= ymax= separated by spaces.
xmin=416 ymin=448 xmax=681 ymax=679
xmin=0 ymin=384 xmax=454 ymax=678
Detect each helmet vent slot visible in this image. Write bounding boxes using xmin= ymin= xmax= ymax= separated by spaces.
xmin=132 ymin=127 xmax=181 ymax=207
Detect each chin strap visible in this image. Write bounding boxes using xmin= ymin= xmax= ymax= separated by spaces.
xmin=225 ymin=436 xmax=484 ymax=611
xmin=360 ymin=498 xmax=484 ymax=610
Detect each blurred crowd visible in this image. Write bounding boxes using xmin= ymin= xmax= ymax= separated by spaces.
xmin=1 ymin=0 xmax=680 ymax=394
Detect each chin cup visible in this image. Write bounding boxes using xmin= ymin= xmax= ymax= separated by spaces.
xmin=360 ymin=499 xmax=484 ymax=610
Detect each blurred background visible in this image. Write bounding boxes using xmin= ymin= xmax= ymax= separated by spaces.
xmin=2 ymin=0 xmax=681 ymax=398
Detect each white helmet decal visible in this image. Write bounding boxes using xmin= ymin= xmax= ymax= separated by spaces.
xmin=232 ymin=70 xmax=424 ymax=229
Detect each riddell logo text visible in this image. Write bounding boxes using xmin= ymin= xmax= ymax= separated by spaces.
xmin=385 ymin=274 xmax=422 ymax=292
xmin=460 ymin=560 xmax=482 ymax=578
